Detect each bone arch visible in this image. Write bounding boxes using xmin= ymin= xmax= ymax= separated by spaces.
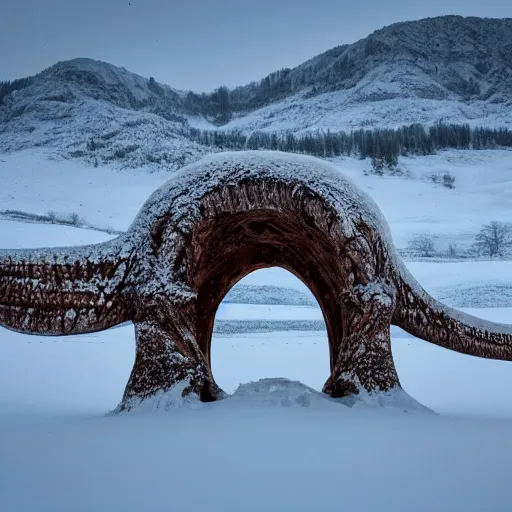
xmin=1 ymin=151 xmax=512 ymax=412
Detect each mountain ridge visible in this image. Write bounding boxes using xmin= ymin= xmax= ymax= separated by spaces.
xmin=1 ymin=15 xmax=512 ymax=169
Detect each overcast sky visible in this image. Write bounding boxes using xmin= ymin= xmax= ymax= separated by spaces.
xmin=2 ymin=0 xmax=511 ymax=92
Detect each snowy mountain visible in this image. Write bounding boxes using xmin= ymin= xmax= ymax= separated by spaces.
xmin=224 ymin=15 xmax=512 ymax=132
xmin=0 ymin=58 xmax=214 ymax=170
xmin=1 ymin=16 xmax=512 ymax=169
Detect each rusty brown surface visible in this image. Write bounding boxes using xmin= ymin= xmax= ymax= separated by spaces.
xmin=0 ymin=250 xmax=135 ymax=335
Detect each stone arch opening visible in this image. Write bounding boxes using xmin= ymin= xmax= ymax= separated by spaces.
xmin=188 ymin=207 xmax=347 ymax=399
xmin=210 ymin=267 xmax=330 ymax=393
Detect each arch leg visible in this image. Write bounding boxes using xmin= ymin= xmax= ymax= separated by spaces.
xmin=116 ymin=305 xmax=222 ymax=412
xmin=323 ymin=281 xmax=400 ymax=397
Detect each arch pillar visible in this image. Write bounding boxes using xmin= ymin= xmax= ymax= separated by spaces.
xmin=323 ymin=280 xmax=400 ymax=397
xmin=115 ymin=274 xmax=400 ymax=412
xmin=116 ymin=297 xmax=222 ymax=412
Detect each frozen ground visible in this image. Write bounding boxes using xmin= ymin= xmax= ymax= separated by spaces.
xmin=1 ymin=149 xmax=512 ymax=511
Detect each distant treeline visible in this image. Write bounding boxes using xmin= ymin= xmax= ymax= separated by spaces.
xmin=0 ymin=76 xmax=35 ymax=104
xmin=183 ymin=68 xmax=295 ymax=123
xmin=188 ymin=123 xmax=512 ymax=166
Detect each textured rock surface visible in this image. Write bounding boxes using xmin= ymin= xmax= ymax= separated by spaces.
xmin=2 ymin=151 xmax=512 ymax=411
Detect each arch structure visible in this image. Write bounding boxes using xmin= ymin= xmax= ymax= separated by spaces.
xmin=2 ymin=151 xmax=512 ymax=411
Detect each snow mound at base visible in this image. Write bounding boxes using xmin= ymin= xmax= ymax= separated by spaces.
xmin=229 ymin=378 xmax=337 ymax=409
xmin=117 ymin=378 xmax=433 ymax=415
xmin=228 ymin=378 xmax=433 ymax=414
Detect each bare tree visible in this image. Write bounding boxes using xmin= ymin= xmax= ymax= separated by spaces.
xmin=68 ymin=212 xmax=82 ymax=226
xmin=442 ymin=172 xmax=456 ymax=189
xmin=408 ymin=234 xmax=436 ymax=257
xmin=447 ymin=243 xmax=458 ymax=258
xmin=474 ymin=221 xmax=512 ymax=257
xmin=46 ymin=210 xmax=57 ymax=223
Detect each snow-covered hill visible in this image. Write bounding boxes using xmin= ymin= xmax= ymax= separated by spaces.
xmin=0 ymin=59 xmax=214 ymax=170
xmin=1 ymin=16 xmax=512 ymax=169
xmin=224 ymin=15 xmax=512 ymax=132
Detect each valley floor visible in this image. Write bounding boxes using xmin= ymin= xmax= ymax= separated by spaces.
xmin=1 ymin=324 xmax=512 ymax=511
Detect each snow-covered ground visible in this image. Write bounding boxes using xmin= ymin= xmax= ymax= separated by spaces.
xmin=1 ymin=149 xmax=512 ymax=511
xmin=0 ymin=150 xmax=170 ymax=234
xmin=328 ymin=149 xmax=512 ymax=251
xmin=3 ymin=148 xmax=511 ymax=248
xmin=2 ymin=319 xmax=512 ymax=511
